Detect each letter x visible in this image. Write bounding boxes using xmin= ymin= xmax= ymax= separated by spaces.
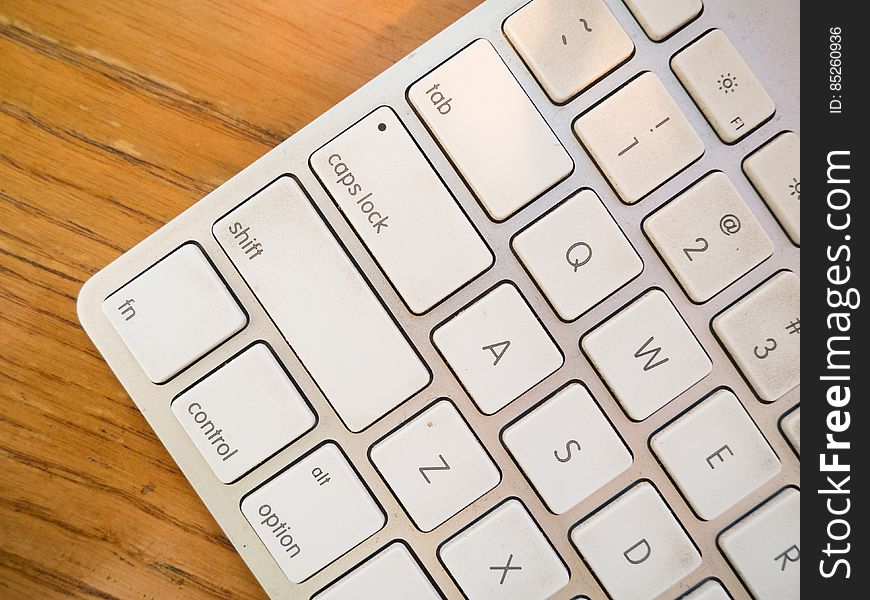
xmin=490 ymin=553 xmax=522 ymax=585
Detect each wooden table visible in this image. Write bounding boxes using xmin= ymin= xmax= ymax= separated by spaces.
xmin=0 ymin=1 xmax=480 ymax=597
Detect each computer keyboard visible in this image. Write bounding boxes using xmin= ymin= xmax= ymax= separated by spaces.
xmin=77 ymin=0 xmax=800 ymax=598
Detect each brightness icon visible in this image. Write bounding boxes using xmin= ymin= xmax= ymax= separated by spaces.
xmin=718 ymin=73 xmax=738 ymax=94
xmin=789 ymin=177 xmax=800 ymax=200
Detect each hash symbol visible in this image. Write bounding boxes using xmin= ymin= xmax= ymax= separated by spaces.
xmin=785 ymin=318 xmax=800 ymax=335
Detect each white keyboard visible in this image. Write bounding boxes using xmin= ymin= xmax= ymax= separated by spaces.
xmin=77 ymin=1 xmax=800 ymax=598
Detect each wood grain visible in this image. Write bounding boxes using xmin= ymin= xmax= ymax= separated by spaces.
xmin=0 ymin=1 xmax=480 ymax=597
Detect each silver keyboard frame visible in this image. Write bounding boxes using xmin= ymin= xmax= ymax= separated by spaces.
xmin=77 ymin=1 xmax=800 ymax=598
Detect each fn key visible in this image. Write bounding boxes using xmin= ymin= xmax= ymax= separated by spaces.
xmin=102 ymin=244 xmax=247 ymax=383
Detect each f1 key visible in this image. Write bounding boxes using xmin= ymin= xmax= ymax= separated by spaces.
xmin=672 ymin=29 xmax=775 ymax=143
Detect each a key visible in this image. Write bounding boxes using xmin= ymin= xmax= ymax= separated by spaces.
xmin=102 ymin=243 xmax=247 ymax=383
xmin=432 ymin=282 xmax=563 ymax=415
xmin=408 ymin=39 xmax=573 ymax=221
xmin=779 ymin=406 xmax=800 ymax=455
xmin=440 ymin=499 xmax=569 ymax=600
xmin=681 ymin=579 xmax=732 ymax=600
xmin=574 ymin=72 xmax=704 ymax=204
xmin=650 ymin=389 xmax=781 ymax=520
xmin=213 ymin=176 xmax=430 ymax=432
xmin=512 ymin=189 xmax=643 ymax=320
xmin=313 ymin=542 xmax=442 ymax=600
xmin=310 ymin=107 xmax=493 ymax=313
xmin=171 ymin=343 xmax=316 ymax=483
xmin=503 ymin=0 xmax=634 ymax=103
xmin=643 ymin=171 xmax=773 ymax=302
xmin=712 ymin=271 xmax=800 ymax=402
xmin=624 ymin=0 xmax=703 ymax=41
xmin=582 ymin=289 xmax=711 ymax=420
xmin=719 ymin=488 xmax=800 ymax=600
xmin=570 ymin=481 xmax=701 ymax=600
xmin=671 ymin=29 xmax=775 ymax=143
xmin=502 ymin=382 xmax=632 ymax=514
xmin=240 ymin=443 xmax=385 ymax=583
xmin=743 ymin=132 xmax=801 ymax=245
xmin=369 ymin=400 xmax=500 ymax=532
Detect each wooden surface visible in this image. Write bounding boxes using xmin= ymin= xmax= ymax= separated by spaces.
xmin=0 ymin=1 xmax=481 ymax=597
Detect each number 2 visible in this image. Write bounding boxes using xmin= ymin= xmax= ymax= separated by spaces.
xmin=683 ymin=237 xmax=709 ymax=261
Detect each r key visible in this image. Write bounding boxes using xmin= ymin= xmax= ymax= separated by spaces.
xmin=719 ymin=488 xmax=800 ymax=600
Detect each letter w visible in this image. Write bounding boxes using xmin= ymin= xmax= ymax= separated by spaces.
xmin=634 ymin=336 xmax=669 ymax=371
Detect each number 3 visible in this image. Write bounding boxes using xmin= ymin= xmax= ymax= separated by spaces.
xmin=753 ymin=338 xmax=777 ymax=359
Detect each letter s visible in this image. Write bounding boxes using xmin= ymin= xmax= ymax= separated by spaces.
xmin=228 ymin=222 xmax=242 ymax=234
xmin=554 ymin=439 xmax=581 ymax=463
xmin=820 ymin=558 xmax=851 ymax=578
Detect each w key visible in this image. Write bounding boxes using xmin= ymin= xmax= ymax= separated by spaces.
xmin=582 ymin=289 xmax=711 ymax=421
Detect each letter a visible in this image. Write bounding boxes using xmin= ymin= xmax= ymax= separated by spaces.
xmin=482 ymin=340 xmax=511 ymax=366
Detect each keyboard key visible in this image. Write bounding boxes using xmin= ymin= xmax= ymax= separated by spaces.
xmin=370 ymin=400 xmax=500 ymax=532
xmin=503 ymin=382 xmax=632 ymax=514
xmin=310 ymin=107 xmax=493 ymax=313
xmin=681 ymin=579 xmax=732 ymax=600
xmin=672 ymin=29 xmax=775 ymax=143
xmin=582 ymin=289 xmax=711 ymax=420
xmin=780 ymin=406 xmax=800 ymax=455
xmin=512 ymin=189 xmax=643 ymax=320
xmin=624 ymin=0 xmax=702 ymax=41
xmin=241 ymin=443 xmax=385 ymax=583
xmin=503 ymin=0 xmax=633 ymax=103
xmin=408 ymin=39 xmax=573 ymax=221
xmin=433 ymin=282 xmax=563 ymax=414
xmin=571 ymin=481 xmax=701 ymax=600
xmin=313 ymin=542 xmax=442 ymax=600
xmin=713 ymin=271 xmax=800 ymax=402
xmin=214 ymin=177 xmax=430 ymax=432
xmin=171 ymin=343 xmax=316 ymax=483
xmin=650 ymin=389 xmax=781 ymax=520
xmin=719 ymin=488 xmax=800 ymax=600
xmin=644 ymin=171 xmax=773 ymax=302
xmin=102 ymin=244 xmax=247 ymax=384
xmin=574 ymin=72 xmax=704 ymax=204
xmin=440 ymin=499 xmax=569 ymax=600
xmin=743 ymin=132 xmax=801 ymax=244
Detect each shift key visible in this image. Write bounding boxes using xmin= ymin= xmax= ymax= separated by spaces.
xmin=213 ymin=176 xmax=430 ymax=432
xmin=311 ymin=107 xmax=493 ymax=314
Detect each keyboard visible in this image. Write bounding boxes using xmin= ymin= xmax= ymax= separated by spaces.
xmin=76 ymin=1 xmax=800 ymax=598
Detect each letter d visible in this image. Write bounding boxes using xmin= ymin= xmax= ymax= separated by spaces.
xmin=623 ymin=538 xmax=651 ymax=565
